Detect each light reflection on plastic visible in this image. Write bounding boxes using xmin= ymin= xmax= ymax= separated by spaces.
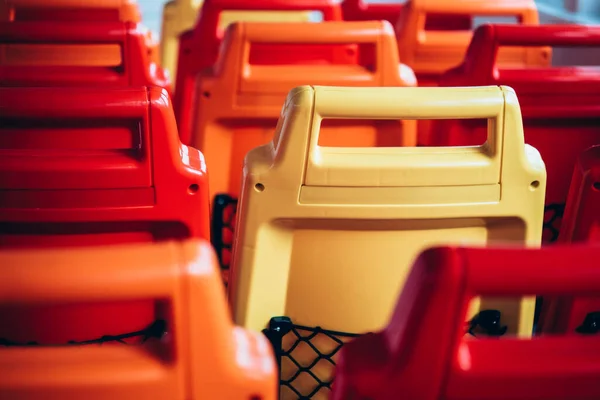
xmin=457 ymin=341 xmax=472 ymax=371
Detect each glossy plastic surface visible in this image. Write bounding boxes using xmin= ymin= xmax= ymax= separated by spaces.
xmin=0 ymin=21 xmax=170 ymax=91
xmin=341 ymin=0 xmax=471 ymax=30
xmin=341 ymin=0 xmax=403 ymax=24
xmin=0 ymin=86 xmax=210 ymax=342
xmin=173 ymin=0 xmax=342 ymax=140
xmin=430 ymin=24 xmax=600 ymax=242
xmin=160 ymin=0 xmax=203 ymax=80
xmin=395 ymin=0 xmax=542 ymax=86
xmin=560 ymin=146 xmax=600 ymax=243
xmin=1 ymin=0 xmax=160 ymax=68
xmin=161 ymin=0 xmax=311 ymax=88
xmin=191 ymin=20 xmax=417 ymax=200
xmin=0 ymin=240 xmax=278 ymax=400
xmin=0 ymin=0 xmax=141 ymax=22
xmin=228 ymin=85 xmax=546 ymax=398
xmin=332 ymin=245 xmax=600 ymax=400
xmin=539 ymin=146 xmax=600 ymax=334
xmin=217 ymin=10 xmax=312 ymax=28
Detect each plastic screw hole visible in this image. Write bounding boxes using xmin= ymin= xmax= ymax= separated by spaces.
xmin=593 ymin=182 xmax=600 ymax=192
xmin=188 ymin=184 xmax=199 ymax=194
xmin=203 ymin=91 xmax=211 ymax=98
xmin=254 ymin=183 xmax=265 ymax=192
xmin=530 ymin=180 xmax=540 ymax=190
xmin=249 ymin=396 xmax=262 ymax=400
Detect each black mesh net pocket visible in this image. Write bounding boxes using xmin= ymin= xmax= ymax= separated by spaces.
xmin=263 ymin=316 xmax=362 ymax=400
xmin=0 ymin=319 xmax=167 ymax=347
xmin=211 ymin=194 xmax=238 ymax=283
xmin=543 ymin=203 xmax=565 ymax=243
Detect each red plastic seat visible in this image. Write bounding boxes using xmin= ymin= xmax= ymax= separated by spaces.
xmin=538 ymin=145 xmax=600 ymax=334
xmin=560 ymin=146 xmax=600 ymax=244
xmin=0 ymin=0 xmax=141 ymax=23
xmin=0 ymin=86 xmax=209 ymax=344
xmin=1 ymin=0 xmax=162 ymax=70
xmin=341 ymin=0 xmax=403 ymax=24
xmin=341 ymin=0 xmax=470 ymax=30
xmin=173 ymin=0 xmax=343 ymax=146
xmin=395 ymin=0 xmax=543 ymax=88
xmin=0 ymin=21 xmax=170 ymax=91
xmin=427 ymin=24 xmax=600 ymax=242
xmin=332 ymin=245 xmax=600 ymax=400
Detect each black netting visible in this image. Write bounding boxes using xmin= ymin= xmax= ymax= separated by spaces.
xmin=466 ymin=310 xmax=507 ymax=337
xmin=211 ymin=194 xmax=238 ymax=282
xmin=543 ymin=203 xmax=565 ymax=243
xmin=0 ymin=319 xmax=167 ymax=347
xmin=576 ymin=312 xmax=600 ymax=334
xmin=533 ymin=296 xmax=543 ymax=334
xmin=263 ymin=316 xmax=362 ymax=400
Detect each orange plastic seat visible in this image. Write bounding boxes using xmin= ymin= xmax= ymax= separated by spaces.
xmin=0 ymin=21 xmax=169 ymax=91
xmin=193 ymin=21 xmax=417 ymax=271
xmin=173 ymin=0 xmax=343 ymax=145
xmin=0 ymin=0 xmax=141 ymax=22
xmin=395 ymin=0 xmax=542 ymax=87
xmin=0 ymin=86 xmax=209 ymax=343
xmin=332 ymin=245 xmax=600 ymax=400
xmin=0 ymin=239 xmax=278 ymax=400
xmin=341 ymin=0 xmax=472 ymax=30
xmin=538 ymin=146 xmax=600 ymax=334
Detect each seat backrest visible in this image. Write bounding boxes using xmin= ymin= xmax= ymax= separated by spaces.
xmin=228 ymin=85 xmax=546 ymax=399
xmin=0 ymin=21 xmax=169 ymax=89
xmin=217 ymin=10 xmax=313 ymax=29
xmin=0 ymin=86 xmax=209 ymax=246
xmin=332 ymin=245 xmax=600 ymax=400
xmin=538 ymin=146 xmax=600 ymax=334
xmin=341 ymin=0 xmax=403 ymax=24
xmin=173 ymin=0 xmax=342 ymax=143
xmin=191 ymin=20 xmax=417 ymax=201
xmin=0 ymin=86 xmax=209 ymax=343
xmin=0 ymin=240 xmax=278 ymax=400
xmin=341 ymin=0 xmax=471 ymax=30
xmin=161 ymin=0 xmax=292 ymax=82
xmin=160 ymin=0 xmax=203 ymax=81
xmin=395 ymin=0 xmax=542 ymax=86
xmin=195 ymin=20 xmax=417 ymax=275
xmin=1 ymin=0 xmax=162 ymax=73
xmin=430 ymin=24 xmax=600 ymax=243
xmin=0 ymin=0 xmax=140 ymax=22
xmin=560 ymin=146 xmax=600 ymax=244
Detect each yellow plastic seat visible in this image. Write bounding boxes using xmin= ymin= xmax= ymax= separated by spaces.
xmin=160 ymin=0 xmax=202 ymax=79
xmin=228 ymin=85 xmax=546 ymax=399
xmin=219 ymin=10 xmax=313 ymax=28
